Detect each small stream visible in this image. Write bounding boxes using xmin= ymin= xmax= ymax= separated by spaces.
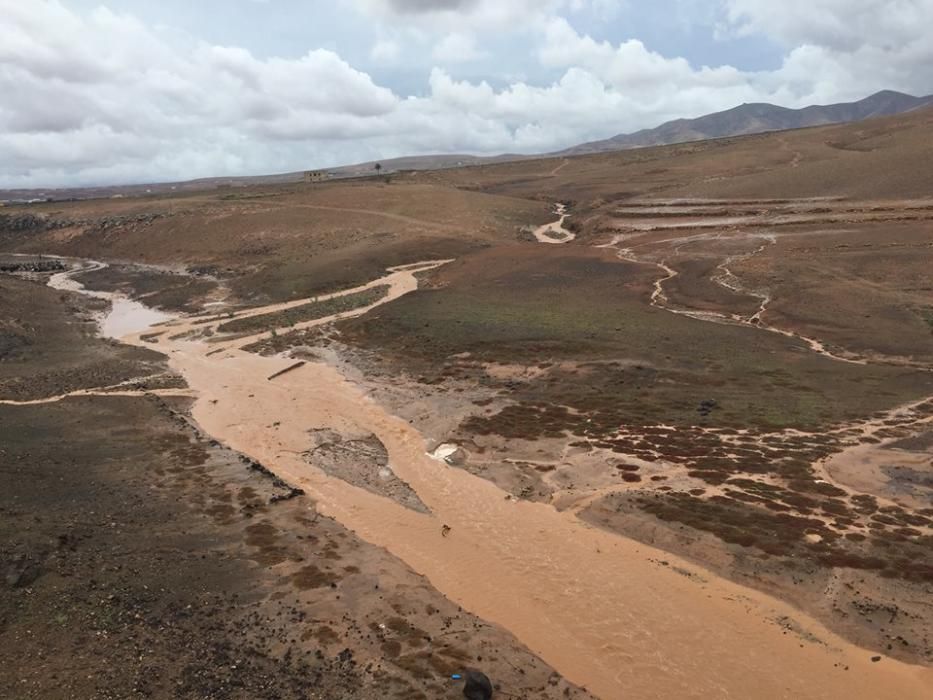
xmin=25 ymin=254 xmax=933 ymax=700
xmin=47 ymin=259 xmax=174 ymax=340
xmin=533 ymin=203 xmax=575 ymax=243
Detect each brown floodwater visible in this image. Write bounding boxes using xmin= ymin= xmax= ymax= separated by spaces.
xmin=534 ymin=203 xmax=576 ymax=243
xmin=48 ymin=260 xmax=173 ymax=339
xmin=48 ymin=259 xmax=933 ymax=699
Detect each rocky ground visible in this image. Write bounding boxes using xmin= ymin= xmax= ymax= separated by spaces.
xmin=251 ymin=317 xmax=933 ymax=667
xmin=0 ymin=275 xmax=593 ymax=700
xmin=2 ymin=108 xmax=933 ymax=697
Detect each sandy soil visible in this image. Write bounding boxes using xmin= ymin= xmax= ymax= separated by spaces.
xmin=533 ymin=203 xmax=576 ymax=244
xmin=34 ymin=259 xmax=927 ymax=699
xmin=3 ymin=107 xmax=933 ymax=699
xmin=0 ymin=267 xmax=592 ymax=700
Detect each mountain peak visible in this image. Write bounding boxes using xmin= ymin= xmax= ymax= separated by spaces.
xmin=865 ymin=89 xmax=913 ymax=99
xmin=560 ymin=89 xmax=933 ymax=156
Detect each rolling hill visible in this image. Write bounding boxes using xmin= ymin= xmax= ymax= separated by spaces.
xmin=559 ymin=90 xmax=933 ymax=155
xmin=3 ymin=90 xmax=931 ymax=202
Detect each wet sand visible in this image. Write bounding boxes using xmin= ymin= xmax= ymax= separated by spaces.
xmin=5 ymin=262 xmax=593 ymax=700
xmin=49 ymin=260 xmax=173 ymax=337
xmin=173 ymin=351 xmax=933 ymax=699
xmin=819 ymin=399 xmax=933 ymax=509
xmin=534 ymin=204 xmax=576 ymax=244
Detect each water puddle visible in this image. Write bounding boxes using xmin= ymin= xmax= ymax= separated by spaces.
xmin=48 ymin=260 xmax=173 ymax=339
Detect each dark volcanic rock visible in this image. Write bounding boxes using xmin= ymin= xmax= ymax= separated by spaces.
xmin=4 ymin=554 xmax=44 ymax=589
xmin=464 ymin=669 xmax=494 ymax=700
xmin=0 ymin=260 xmax=66 ymax=273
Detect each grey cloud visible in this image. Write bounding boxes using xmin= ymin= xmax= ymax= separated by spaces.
xmin=2 ymin=0 xmax=930 ymax=188
xmin=383 ymin=0 xmax=479 ymax=12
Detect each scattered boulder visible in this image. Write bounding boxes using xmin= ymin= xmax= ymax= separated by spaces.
xmin=0 ymin=213 xmax=49 ymax=233
xmin=432 ymin=443 xmax=467 ymax=466
xmin=4 ymin=553 xmax=43 ymax=589
xmin=0 ymin=259 xmax=66 ymax=273
xmin=463 ymin=669 xmax=493 ymax=700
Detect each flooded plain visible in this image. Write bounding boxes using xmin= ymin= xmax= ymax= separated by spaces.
xmin=37 ymin=257 xmax=933 ymax=700
xmin=48 ymin=261 xmax=173 ymax=339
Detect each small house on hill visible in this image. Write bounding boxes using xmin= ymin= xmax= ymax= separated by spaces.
xmin=305 ymin=171 xmax=328 ymax=183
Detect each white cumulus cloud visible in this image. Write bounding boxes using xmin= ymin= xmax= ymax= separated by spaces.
xmin=1 ymin=0 xmax=931 ymax=187
xmin=432 ymin=33 xmax=486 ymax=63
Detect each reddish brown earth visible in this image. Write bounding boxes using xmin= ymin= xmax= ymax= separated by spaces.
xmin=2 ymin=106 xmax=933 ymax=698
xmin=0 ymin=276 xmax=592 ymax=699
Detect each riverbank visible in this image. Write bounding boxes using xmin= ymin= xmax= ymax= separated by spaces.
xmin=0 ymin=270 xmax=593 ymax=700
xmin=36 ymin=255 xmax=927 ymax=699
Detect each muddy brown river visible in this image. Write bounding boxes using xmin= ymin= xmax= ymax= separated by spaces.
xmin=44 ymin=259 xmax=933 ymax=699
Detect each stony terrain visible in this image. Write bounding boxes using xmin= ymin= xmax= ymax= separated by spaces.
xmin=2 ymin=106 xmax=933 ymax=698
xmin=0 ymin=277 xmax=591 ymax=700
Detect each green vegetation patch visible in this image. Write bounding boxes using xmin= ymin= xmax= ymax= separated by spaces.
xmin=228 ymin=236 xmax=479 ymax=305
xmin=0 ymin=276 xmax=165 ymax=401
xmin=918 ymin=306 xmax=933 ymax=333
xmin=342 ymin=251 xmax=933 ymax=430
xmin=78 ymin=265 xmax=216 ymax=313
xmin=219 ymin=284 xmax=390 ymax=335
xmin=635 ymin=491 xmax=933 ymax=583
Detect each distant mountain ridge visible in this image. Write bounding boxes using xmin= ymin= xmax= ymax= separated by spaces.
xmin=558 ymin=90 xmax=933 ymax=156
xmin=3 ymin=90 xmax=932 ymax=200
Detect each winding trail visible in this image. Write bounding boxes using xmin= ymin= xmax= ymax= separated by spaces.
xmin=602 ymin=230 xmax=911 ymax=366
xmin=533 ymin=203 xmax=576 ymax=244
xmin=0 ymin=387 xmax=194 ymax=406
xmin=292 ymin=203 xmax=461 ymax=232
xmin=29 ymin=257 xmax=933 ymax=700
xmin=227 ymin=260 xmax=450 ymax=350
xmin=548 ymin=159 xmax=571 ymax=177
xmin=48 ymin=259 xmax=173 ymax=338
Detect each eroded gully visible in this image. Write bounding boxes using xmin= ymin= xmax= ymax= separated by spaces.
xmin=36 ymin=257 xmax=933 ymax=700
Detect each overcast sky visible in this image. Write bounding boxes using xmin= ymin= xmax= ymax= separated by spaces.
xmin=3 ymin=0 xmax=932 ymax=187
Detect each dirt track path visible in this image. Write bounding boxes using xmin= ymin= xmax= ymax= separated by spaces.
xmin=0 ymin=387 xmax=193 ymax=406
xmin=291 ymin=203 xmax=461 ymax=231
xmin=549 ymin=159 xmax=570 ymax=176
xmin=603 ymin=230 xmax=928 ymax=367
xmin=41 ymin=259 xmax=933 ymax=700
